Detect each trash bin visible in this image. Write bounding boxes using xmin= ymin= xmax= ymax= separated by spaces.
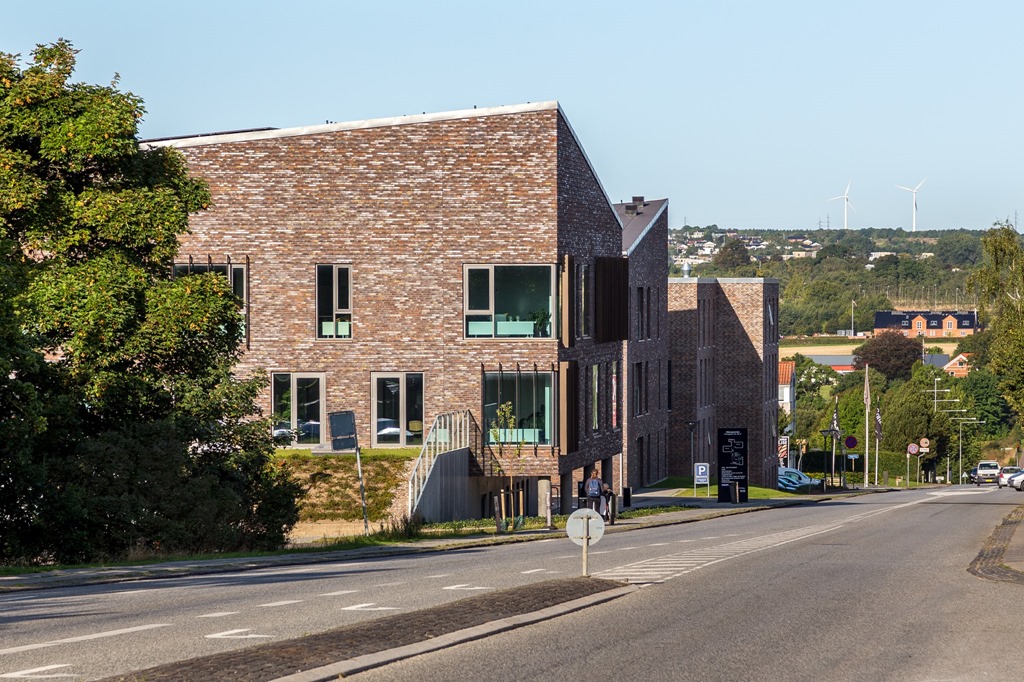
xmin=622 ymin=486 xmax=632 ymax=508
xmin=729 ymin=481 xmax=739 ymax=504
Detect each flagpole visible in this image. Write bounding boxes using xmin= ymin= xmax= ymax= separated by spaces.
xmin=864 ymin=365 xmax=870 ymax=488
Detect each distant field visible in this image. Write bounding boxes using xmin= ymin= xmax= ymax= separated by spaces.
xmin=780 ymin=338 xmax=959 ymax=358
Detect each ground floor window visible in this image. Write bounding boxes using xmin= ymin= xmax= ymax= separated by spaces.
xmin=484 ymin=370 xmax=553 ymax=445
xmin=372 ymin=372 xmax=424 ymax=448
xmin=272 ymin=372 xmax=324 ymax=445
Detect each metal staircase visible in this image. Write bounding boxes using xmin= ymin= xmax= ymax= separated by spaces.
xmin=407 ymin=409 xmax=474 ymax=517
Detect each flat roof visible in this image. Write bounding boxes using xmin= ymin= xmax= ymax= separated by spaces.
xmin=142 ymin=101 xmax=560 ymax=149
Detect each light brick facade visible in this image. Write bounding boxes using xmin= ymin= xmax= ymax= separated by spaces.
xmin=149 ymin=102 xmax=631 ymax=517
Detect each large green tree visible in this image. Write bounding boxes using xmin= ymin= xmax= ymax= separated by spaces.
xmin=968 ymin=223 xmax=1024 ymax=418
xmin=0 ymin=41 xmax=299 ymax=563
xmin=852 ymin=331 xmax=923 ymax=382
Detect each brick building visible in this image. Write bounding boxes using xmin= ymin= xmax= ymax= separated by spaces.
xmin=147 ymin=101 xmax=650 ymax=518
xmin=667 ymin=277 xmax=780 ymax=488
xmin=873 ymin=310 xmax=978 ymax=338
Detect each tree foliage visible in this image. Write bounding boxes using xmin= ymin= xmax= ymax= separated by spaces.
xmin=852 ymin=331 xmax=923 ymax=382
xmin=0 ymin=41 xmax=299 ymax=563
xmin=713 ymin=239 xmax=751 ymax=268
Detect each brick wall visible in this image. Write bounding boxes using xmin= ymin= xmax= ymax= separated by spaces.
xmin=162 ymin=103 xmax=624 ymax=497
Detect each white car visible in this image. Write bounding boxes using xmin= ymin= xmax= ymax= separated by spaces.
xmin=1008 ymin=470 xmax=1024 ymax=491
xmin=998 ymin=466 xmax=1022 ymax=488
xmin=778 ymin=467 xmax=820 ymax=492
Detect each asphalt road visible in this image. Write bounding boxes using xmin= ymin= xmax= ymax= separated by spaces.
xmin=349 ymin=486 xmax=1019 ymax=682
xmin=0 ymin=487 xmax=1016 ymax=681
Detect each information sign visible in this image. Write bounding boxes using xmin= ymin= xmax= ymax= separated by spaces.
xmin=717 ymin=428 xmax=748 ymax=503
xmin=695 ymin=463 xmax=710 ymax=485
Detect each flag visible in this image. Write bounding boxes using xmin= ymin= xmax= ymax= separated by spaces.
xmin=874 ymin=407 xmax=883 ymax=440
xmin=830 ymin=400 xmax=840 ymax=433
xmin=863 ymin=364 xmax=871 ymax=407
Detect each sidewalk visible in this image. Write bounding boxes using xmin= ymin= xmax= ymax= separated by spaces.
xmin=0 ymin=491 xmax=813 ymax=594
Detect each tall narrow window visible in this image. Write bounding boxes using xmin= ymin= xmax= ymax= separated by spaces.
xmin=636 ymin=287 xmax=645 ymax=339
xmin=577 ymin=263 xmax=591 ymax=338
xmin=316 ymin=264 xmax=352 ymax=338
xmin=633 ymin=361 xmax=643 ymax=417
xmin=611 ymin=361 xmax=620 ymax=429
xmin=591 ymin=364 xmax=599 ymax=432
xmin=646 ymin=286 xmax=652 ymax=339
xmin=371 ymin=372 xmax=424 ymax=448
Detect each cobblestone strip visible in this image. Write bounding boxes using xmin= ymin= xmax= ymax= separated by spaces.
xmin=969 ymin=505 xmax=1024 ymax=583
xmin=99 ymin=577 xmax=624 ymax=682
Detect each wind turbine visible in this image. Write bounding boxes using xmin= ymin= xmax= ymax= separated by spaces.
xmin=896 ymin=179 xmax=926 ymax=232
xmin=828 ymin=180 xmax=855 ymax=230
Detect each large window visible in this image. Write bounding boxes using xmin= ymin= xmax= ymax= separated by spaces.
xmin=464 ymin=265 xmax=554 ymax=339
xmin=372 ymin=372 xmax=423 ymax=448
xmin=173 ymin=259 xmax=247 ymax=342
xmin=272 ymin=372 xmax=324 ymax=446
xmin=484 ymin=370 xmax=553 ymax=445
xmin=317 ymin=264 xmax=352 ymax=339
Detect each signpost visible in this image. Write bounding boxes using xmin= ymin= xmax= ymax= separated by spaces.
xmin=718 ymin=428 xmax=748 ymax=503
xmin=694 ymin=462 xmax=710 ymax=498
xmin=566 ymin=508 xmax=604 ymax=576
xmin=907 ymin=443 xmax=919 ymax=488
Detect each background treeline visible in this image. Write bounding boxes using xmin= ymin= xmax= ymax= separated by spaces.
xmin=682 ymin=227 xmax=985 ymax=336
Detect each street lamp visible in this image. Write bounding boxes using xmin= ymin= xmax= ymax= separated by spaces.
xmin=685 ymin=421 xmax=698 ymax=475
xmin=952 ymin=418 xmax=985 ymax=484
xmin=820 ymin=428 xmax=841 ymax=487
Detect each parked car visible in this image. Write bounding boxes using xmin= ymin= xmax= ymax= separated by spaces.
xmin=1008 ymin=470 xmax=1024 ymax=491
xmin=998 ymin=466 xmax=1022 ymax=488
xmin=976 ymin=460 xmax=1001 ymax=485
xmin=968 ymin=467 xmax=978 ymax=484
xmin=778 ymin=467 xmax=821 ymax=492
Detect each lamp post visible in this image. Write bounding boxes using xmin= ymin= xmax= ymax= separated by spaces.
xmin=685 ymin=421 xmax=698 ymax=476
xmin=953 ymin=418 xmax=985 ymax=484
xmin=820 ymin=428 xmax=841 ymax=487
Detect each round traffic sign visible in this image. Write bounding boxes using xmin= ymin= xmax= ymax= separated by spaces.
xmin=845 ymin=436 xmax=858 ymax=449
xmin=566 ymin=508 xmax=605 ymax=546
xmin=907 ymin=443 xmax=920 ymax=455
xmin=920 ymin=437 xmax=930 ymax=448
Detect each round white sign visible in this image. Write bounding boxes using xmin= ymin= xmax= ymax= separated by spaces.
xmin=566 ymin=508 xmax=605 ymax=546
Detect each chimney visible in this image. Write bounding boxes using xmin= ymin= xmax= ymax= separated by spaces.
xmin=632 ymin=196 xmax=645 ymax=209
xmin=625 ymin=203 xmax=638 ymax=216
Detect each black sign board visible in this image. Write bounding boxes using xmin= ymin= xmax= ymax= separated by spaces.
xmin=328 ymin=411 xmax=357 ymax=451
xmin=717 ymin=427 xmax=748 ymax=503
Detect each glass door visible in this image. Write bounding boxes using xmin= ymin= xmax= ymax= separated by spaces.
xmin=372 ymin=373 xmax=424 ymax=447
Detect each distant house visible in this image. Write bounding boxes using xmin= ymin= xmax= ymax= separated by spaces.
xmin=873 ymin=310 xmax=978 ymax=338
xmin=805 ymin=355 xmax=855 ymax=374
xmin=944 ymin=352 xmax=973 ymax=378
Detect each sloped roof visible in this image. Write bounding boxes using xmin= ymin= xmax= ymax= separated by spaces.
xmin=874 ymin=310 xmax=977 ymax=330
xmin=613 ymin=198 xmax=668 ymax=255
xmin=779 ymin=360 xmax=795 ymax=385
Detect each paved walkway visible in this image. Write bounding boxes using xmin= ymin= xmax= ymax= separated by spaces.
xmin=4 ymin=487 xmax=1022 ymax=682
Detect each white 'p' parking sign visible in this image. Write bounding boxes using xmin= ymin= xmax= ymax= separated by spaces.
xmin=695 ymin=463 xmax=710 ymax=484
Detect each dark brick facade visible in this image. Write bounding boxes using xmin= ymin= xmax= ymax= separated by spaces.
xmin=667 ymin=277 xmax=780 ymax=488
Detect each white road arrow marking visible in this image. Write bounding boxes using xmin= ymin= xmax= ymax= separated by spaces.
xmin=341 ymin=603 xmax=399 ymax=611
xmin=0 ymin=665 xmax=75 ymax=678
xmin=205 ymin=629 xmax=272 ymax=639
xmin=0 ymin=624 xmax=170 ymax=655
xmin=442 ymin=584 xmax=491 ymax=591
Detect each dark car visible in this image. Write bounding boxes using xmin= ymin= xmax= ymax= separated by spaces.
xmin=969 ymin=467 xmax=978 ymax=484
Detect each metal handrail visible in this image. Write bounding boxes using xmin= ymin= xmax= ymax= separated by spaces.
xmin=408 ymin=410 xmax=473 ymax=516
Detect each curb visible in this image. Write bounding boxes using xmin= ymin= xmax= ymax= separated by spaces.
xmin=269 ymin=584 xmax=639 ymax=682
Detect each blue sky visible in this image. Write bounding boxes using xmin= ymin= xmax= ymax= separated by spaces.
xmin=5 ymin=0 xmax=1023 ymax=231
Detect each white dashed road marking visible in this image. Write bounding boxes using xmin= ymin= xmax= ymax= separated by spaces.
xmin=0 ymin=624 xmax=170 ymax=655
xmin=0 ymin=664 xmax=75 ymax=678
xmin=198 ymin=612 xmax=239 ymax=618
xmin=259 ymin=600 xmax=302 ymax=607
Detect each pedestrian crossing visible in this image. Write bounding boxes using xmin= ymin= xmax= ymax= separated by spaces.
xmin=597 ymin=496 xmax=927 ymax=585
